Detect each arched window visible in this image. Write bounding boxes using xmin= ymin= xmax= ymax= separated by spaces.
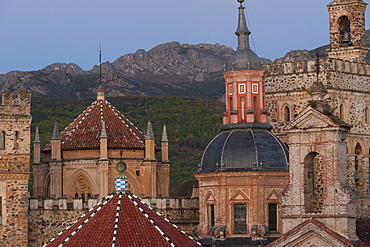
xmin=366 ymin=107 xmax=369 ymax=123
xmin=340 ymin=104 xmax=344 ymax=120
xmin=304 ymin=152 xmax=323 ymax=213
xmin=284 ymin=106 xmax=290 ymax=122
xmin=355 ymin=143 xmax=362 ymax=191
xmin=0 ymin=132 xmax=5 ymax=150
xmin=355 ymin=143 xmax=362 ymax=170
xmin=338 ymin=16 xmax=351 ymax=43
xmin=14 ymin=131 xmax=19 ymax=150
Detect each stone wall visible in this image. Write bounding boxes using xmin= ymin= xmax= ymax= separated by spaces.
xmin=28 ymin=197 xmax=199 ymax=246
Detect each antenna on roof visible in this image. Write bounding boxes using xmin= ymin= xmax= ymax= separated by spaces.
xmin=99 ymin=43 xmax=102 ymax=86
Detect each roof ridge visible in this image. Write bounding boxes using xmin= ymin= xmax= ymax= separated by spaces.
xmin=45 ymin=193 xmax=115 ymax=246
xmin=128 ymin=193 xmax=200 ymax=246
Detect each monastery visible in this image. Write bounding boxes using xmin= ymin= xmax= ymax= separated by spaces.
xmin=0 ymin=0 xmax=370 ymax=246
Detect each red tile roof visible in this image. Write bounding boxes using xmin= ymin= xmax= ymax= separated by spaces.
xmin=46 ymin=192 xmax=200 ymax=247
xmin=44 ymin=99 xmax=145 ymax=151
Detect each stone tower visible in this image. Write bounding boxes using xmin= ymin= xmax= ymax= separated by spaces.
xmin=327 ymin=0 xmax=369 ymax=61
xmin=0 ymin=91 xmax=32 ymax=246
xmin=281 ymin=106 xmax=358 ymax=240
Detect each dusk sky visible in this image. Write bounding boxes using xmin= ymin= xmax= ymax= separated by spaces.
xmin=1 ymin=0 xmax=368 ymax=74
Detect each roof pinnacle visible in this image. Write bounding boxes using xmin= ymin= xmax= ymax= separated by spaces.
xmin=100 ymin=120 xmax=107 ymax=138
xmin=51 ymin=121 xmax=60 ymax=140
xmin=145 ymin=121 xmax=155 ymax=140
xmin=97 ymin=85 xmax=105 ymax=100
xmin=161 ymin=124 xmax=168 ymax=142
xmin=34 ymin=126 xmax=40 ymax=143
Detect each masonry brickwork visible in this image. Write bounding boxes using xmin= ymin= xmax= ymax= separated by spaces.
xmin=0 ymin=91 xmax=31 ymax=246
xmin=265 ymin=58 xmax=370 ymax=218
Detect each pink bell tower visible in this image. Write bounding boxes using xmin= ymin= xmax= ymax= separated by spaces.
xmin=222 ymin=0 xmax=268 ymax=125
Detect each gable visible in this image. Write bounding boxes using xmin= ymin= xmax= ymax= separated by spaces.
xmin=285 ymin=106 xmax=341 ymax=131
xmin=268 ymin=219 xmax=354 ymax=247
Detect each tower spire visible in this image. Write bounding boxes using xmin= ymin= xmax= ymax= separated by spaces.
xmin=236 ymin=0 xmax=251 ymax=50
xmin=227 ymin=0 xmax=261 ymax=70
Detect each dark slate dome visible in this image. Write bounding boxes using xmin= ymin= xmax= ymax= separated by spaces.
xmin=227 ymin=48 xmax=262 ymax=70
xmin=198 ymin=122 xmax=288 ymax=173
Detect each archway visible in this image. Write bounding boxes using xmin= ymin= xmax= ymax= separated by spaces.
xmin=304 ymin=152 xmax=323 ymax=213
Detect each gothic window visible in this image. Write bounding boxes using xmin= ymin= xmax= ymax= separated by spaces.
xmin=283 ymin=105 xmax=290 ymax=122
xmin=338 ymin=16 xmax=351 ymax=43
xmin=0 ymin=131 xmax=5 ymax=150
xmin=233 ymin=204 xmax=247 ymax=233
xmin=208 ymin=204 xmax=215 ymax=229
xmin=304 ymin=152 xmax=323 ymax=213
xmin=14 ymin=131 xmax=19 ymax=150
xmin=73 ymin=174 xmax=92 ymax=200
xmin=268 ymin=203 xmax=277 ymax=231
xmin=366 ymin=107 xmax=369 ymax=123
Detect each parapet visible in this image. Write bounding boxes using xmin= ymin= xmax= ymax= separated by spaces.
xmin=29 ymin=198 xmax=98 ymax=211
xmin=0 ymin=91 xmax=31 ymax=115
xmin=263 ymin=58 xmax=370 ymax=76
xmin=141 ymin=197 xmax=199 ymax=210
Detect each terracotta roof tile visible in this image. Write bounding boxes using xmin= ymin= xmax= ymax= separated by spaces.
xmin=44 ymin=99 xmax=144 ymax=151
xmin=46 ymin=192 xmax=200 ymax=247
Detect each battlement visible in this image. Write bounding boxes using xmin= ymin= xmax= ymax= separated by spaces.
xmin=29 ymin=197 xmax=199 ymax=211
xmin=29 ymin=198 xmax=98 ymax=211
xmin=264 ymin=58 xmax=370 ymax=76
xmin=0 ymin=91 xmax=31 ymax=115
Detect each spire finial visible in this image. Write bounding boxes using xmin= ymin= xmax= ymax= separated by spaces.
xmin=145 ymin=121 xmax=155 ymax=139
xmin=34 ymin=126 xmax=40 ymax=143
xmin=161 ymin=124 xmax=168 ymax=142
xmin=100 ymin=120 xmax=107 ymax=138
xmin=99 ymin=43 xmax=102 ymax=86
xmin=51 ymin=121 xmax=60 ymax=139
xmin=236 ymin=0 xmax=250 ymax=50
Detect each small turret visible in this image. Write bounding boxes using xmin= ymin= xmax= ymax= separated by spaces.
xmin=33 ymin=126 xmax=41 ymax=164
xmin=145 ymin=121 xmax=155 ymax=160
xmin=99 ymin=121 xmax=108 ymax=159
xmin=51 ymin=122 xmax=61 ymax=160
xmin=161 ymin=124 xmax=169 ymax=162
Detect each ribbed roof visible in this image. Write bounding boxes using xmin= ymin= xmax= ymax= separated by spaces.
xmin=198 ymin=123 xmax=288 ymax=173
xmin=44 ymin=99 xmax=144 ymax=151
xmin=46 ymin=192 xmax=200 ymax=247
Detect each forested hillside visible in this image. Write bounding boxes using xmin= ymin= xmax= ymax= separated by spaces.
xmin=31 ymin=95 xmax=225 ymax=197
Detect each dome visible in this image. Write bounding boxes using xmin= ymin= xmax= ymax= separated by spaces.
xmin=198 ymin=122 xmax=288 ymax=173
xmin=227 ymin=48 xmax=261 ymax=70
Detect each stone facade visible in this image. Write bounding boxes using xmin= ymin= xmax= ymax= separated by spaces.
xmin=265 ymin=57 xmax=370 ymax=218
xmin=0 ymin=91 xmax=32 ymax=246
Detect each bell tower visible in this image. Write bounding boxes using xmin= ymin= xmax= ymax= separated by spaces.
xmin=222 ymin=0 xmax=268 ymax=125
xmin=327 ymin=0 xmax=369 ymax=61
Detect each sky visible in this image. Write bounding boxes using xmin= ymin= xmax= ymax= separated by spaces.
xmin=1 ymin=0 xmax=368 ymax=74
